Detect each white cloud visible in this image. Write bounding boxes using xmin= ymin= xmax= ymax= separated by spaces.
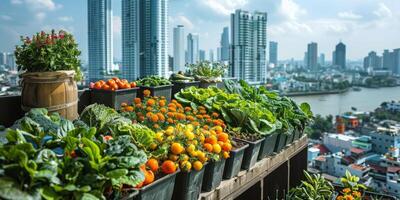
xmin=279 ymin=0 xmax=307 ymax=21
xmin=373 ymin=3 xmax=392 ymax=19
xmin=173 ymin=15 xmax=194 ymax=30
xmin=113 ymin=16 xmax=121 ymax=34
xmin=338 ymin=11 xmax=362 ymax=20
xmin=35 ymin=12 xmax=46 ymax=21
xmin=200 ymin=0 xmax=248 ymax=16
xmin=10 ymin=0 xmax=22 ymax=4
xmin=58 ymin=16 xmax=73 ymax=22
xmin=1 ymin=15 xmax=12 ymax=21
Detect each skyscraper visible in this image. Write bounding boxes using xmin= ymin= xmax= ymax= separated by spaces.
xmin=307 ymin=42 xmax=318 ymax=71
xmin=122 ymin=0 xmax=169 ymax=80
xmin=173 ymin=25 xmax=185 ymax=72
xmin=199 ymin=50 xmax=206 ymax=61
xmin=217 ymin=47 xmax=221 ymax=61
xmin=382 ymin=49 xmax=393 ymax=70
xmin=187 ymin=33 xmax=199 ymax=64
xmin=88 ymin=0 xmax=113 ymax=82
xmin=220 ymin=27 xmax=230 ymax=61
xmin=209 ymin=49 xmax=214 ymax=62
xmin=269 ymin=41 xmax=278 ymax=67
xmin=230 ymin=9 xmax=267 ymax=83
xmin=0 ymin=52 xmax=6 ymax=66
xmin=363 ymin=51 xmax=382 ymax=70
xmin=319 ymin=53 xmax=325 ymax=66
xmin=393 ymin=49 xmax=400 ymax=75
xmin=334 ymin=42 xmax=346 ymax=70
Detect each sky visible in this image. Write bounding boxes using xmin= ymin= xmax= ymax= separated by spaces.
xmin=1 ymin=0 xmax=400 ymax=63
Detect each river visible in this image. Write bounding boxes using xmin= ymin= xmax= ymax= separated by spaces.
xmin=290 ymin=87 xmax=400 ymax=117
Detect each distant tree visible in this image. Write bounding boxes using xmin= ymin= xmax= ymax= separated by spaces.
xmin=308 ymin=114 xmax=333 ymax=139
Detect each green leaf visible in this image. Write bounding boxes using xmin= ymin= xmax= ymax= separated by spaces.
xmin=0 ymin=177 xmax=35 ymax=200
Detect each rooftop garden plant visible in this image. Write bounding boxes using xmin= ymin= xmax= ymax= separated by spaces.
xmin=169 ymin=71 xmax=195 ymax=83
xmin=137 ymin=76 xmax=171 ymax=87
xmin=187 ymin=61 xmax=227 ymax=83
xmin=287 ymin=171 xmax=334 ymax=200
xmin=14 ymin=30 xmax=82 ymax=80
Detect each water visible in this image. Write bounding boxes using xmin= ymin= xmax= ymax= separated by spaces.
xmin=290 ymin=87 xmax=400 ymax=117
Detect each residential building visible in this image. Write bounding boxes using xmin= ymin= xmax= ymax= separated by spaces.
xmin=187 ymin=33 xmax=199 ymax=64
xmin=0 ymin=52 xmax=6 ymax=66
xmin=334 ymin=42 xmax=346 ymax=70
xmin=323 ymin=133 xmax=356 ymax=153
xmin=307 ymin=42 xmax=318 ymax=71
xmin=382 ymin=49 xmax=393 ymax=70
xmin=303 ymin=52 xmax=308 ymax=68
xmin=6 ymin=53 xmax=16 ymax=71
xmin=88 ymin=0 xmax=113 ymax=82
xmin=199 ymin=50 xmax=205 ymax=61
xmin=173 ymin=25 xmax=185 ymax=72
xmin=209 ymin=49 xmax=214 ymax=62
xmin=230 ymin=9 xmax=267 ymax=83
xmin=217 ymin=47 xmax=221 ymax=61
xmin=393 ymin=49 xmax=400 ymax=75
xmin=367 ymin=122 xmax=400 ymax=154
xmin=269 ymin=41 xmax=278 ymax=67
xmin=220 ymin=27 xmax=229 ymax=61
xmin=384 ymin=102 xmax=400 ymax=112
xmin=363 ymin=51 xmax=382 ymax=70
xmin=122 ymin=0 xmax=169 ymax=79
xmin=319 ymin=53 xmax=325 ymax=66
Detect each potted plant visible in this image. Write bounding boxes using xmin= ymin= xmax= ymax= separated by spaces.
xmin=287 ymin=171 xmax=334 ymax=199
xmin=169 ymin=71 xmax=199 ymax=98
xmin=15 ymin=30 xmax=82 ymax=120
xmin=223 ymin=139 xmax=249 ymax=179
xmin=187 ymin=61 xmax=227 ymax=88
xmin=137 ymin=76 xmax=173 ymax=101
xmin=90 ymin=77 xmax=139 ymax=110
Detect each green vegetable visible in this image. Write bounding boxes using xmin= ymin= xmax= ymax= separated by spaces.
xmin=137 ymin=76 xmax=171 ymax=87
xmin=186 ymin=61 xmax=227 ymax=82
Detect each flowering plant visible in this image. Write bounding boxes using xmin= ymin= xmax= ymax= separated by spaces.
xmin=15 ymin=30 xmax=82 ymax=80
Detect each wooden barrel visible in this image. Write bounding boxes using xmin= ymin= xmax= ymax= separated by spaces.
xmin=21 ymin=70 xmax=78 ymax=120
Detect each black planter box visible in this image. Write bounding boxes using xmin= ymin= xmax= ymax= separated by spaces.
xmin=172 ymin=165 xmax=206 ymax=200
xmin=133 ymin=170 xmax=179 ymax=200
xmin=223 ymin=143 xmax=249 ymax=179
xmin=171 ymin=81 xmax=199 ymax=98
xmin=198 ymin=82 xmax=218 ymax=88
xmin=274 ymin=134 xmax=287 ymax=153
xmin=90 ymin=87 xmax=139 ymax=110
xmin=293 ymin=129 xmax=302 ymax=141
xmin=202 ymin=159 xmax=226 ymax=192
xmin=258 ymin=133 xmax=279 ymax=160
xmin=363 ymin=191 xmax=397 ymax=200
xmin=138 ymin=85 xmax=173 ymax=101
xmin=235 ymin=138 xmax=264 ymax=170
xmin=285 ymin=132 xmax=295 ymax=146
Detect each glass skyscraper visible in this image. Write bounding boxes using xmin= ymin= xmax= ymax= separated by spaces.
xmin=334 ymin=42 xmax=346 ymax=70
xmin=220 ymin=27 xmax=229 ymax=61
xmin=122 ymin=0 xmax=169 ymax=80
xmin=230 ymin=9 xmax=267 ymax=83
xmin=269 ymin=41 xmax=278 ymax=67
xmin=87 ymin=0 xmax=113 ymax=82
xmin=186 ymin=33 xmax=199 ymax=64
xmin=307 ymin=42 xmax=318 ymax=71
xmin=173 ymin=25 xmax=185 ymax=72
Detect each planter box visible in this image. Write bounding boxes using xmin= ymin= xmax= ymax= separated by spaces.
xmin=235 ymin=138 xmax=264 ymax=170
xmin=138 ymin=85 xmax=173 ymax=101
xmin=202 ymin=159 xmax=226 ymax=192
xmin=274 ymin=134 xmax=287 ymax=153
xmin=293 ymin=130 xmax=302 ymax=141
xmin=133 ymin=170 xmax=179 ymax=200
xmin=120 ymin=190 xmax=139 ymax=200
xmin=363 ymin=191 xmax=397 ymax=200
xmin=285 ymin=132 xmax=295 ymax=146
xmin=171 ymin=81 xmax=199 ymax=99
xmin=258 ymin=133 xmax=279 ymax=160
xmin=90 ymin=87 xmax=139 ymax=110
xmin=223 ymin=143 xmax=249 ymax=179
xmin=198 ymin=82 xmax=218 ymax=88
xmin=172 ymin=165 xmax=206 ymax=200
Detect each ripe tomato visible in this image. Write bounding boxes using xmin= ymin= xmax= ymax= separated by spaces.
xmin=102 ymin=84 xmax=111 ymax=90
xmin=125 ymin=83 xmax=131 ymax=89
xmin=94 ymin=82 xmax=102 ymax=89
xmin=107 ymin=79 xmax=115 ymax=85
xmin=130 ymin=82 xmax=137 ymax=88
xmin=117 ymin=81 xmax=125 ymax=89
xmin=112 ymin=77 xmax=119 ymax=81
xmin=110 ymin=83 xmax=119 ymax=90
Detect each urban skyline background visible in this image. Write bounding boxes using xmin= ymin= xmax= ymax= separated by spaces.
xmin=1 ymin=0 xmax=400 ymax=62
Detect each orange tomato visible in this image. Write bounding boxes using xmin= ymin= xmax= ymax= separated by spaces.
xmin=94 ymin=82 xmax=102 ymax=89
xmin=161 ymin=160 xmax=177 ymax=174
xmin=204 ymin=143 xmax=213 ymax=152
xmin=117 ymin=81 xmax=125 ymax=89
xmin=146 ymin=158 xmax=159 ymax=172
xmin=107 ymin=79 xmax=116 ymax=85
xmin=130 ymin=82 xmax=137 ymax=88
xmin=102 ymin=84 xmax=111 ymax=90
xmin=143 ymin=170 xmax=155 ymax=185
xmin=217 ymin=133 xmax=229 ymax=143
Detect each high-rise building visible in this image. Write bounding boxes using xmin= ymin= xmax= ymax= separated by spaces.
xmin=303 ymin=52 xmax=308 ymax=68
xmin=6 ymin=53 xmax=16 ymax=71
xmin=88 ymin=0 xmax=113 ymax=82
xmin=230 ymin=9 xmax=267 ymax=83
xmin=0 ymin=52 xmax=6 ymax=66
xmin=220 ymin=27 xmax=230 ymax=61
xmin=209 ymin=49 xmax=214 ymax=62
xmin=269 ymin=41 xmax=278 ymax=67
xmin=199 ymin=50 xmax=206 ymax=61
xmin=334 ymin=42 xmax=346 ymax=70
xmin=173 ymin=25 xmax=185 ymax=72
xmin=187 ymin=33 xmax=199 ymax=64
xmin=332 ymin=51 xmax=336 ymax=65
xmin=319 ymin=53 xmax=325 ymax=66
xmin=122 ymin=0 xmax=169 ymax=80
xmin=363 ymin=51 xmax=382 ymax=70
xmin=393 ymin=49 xmax=400 ymax=75
xmin=382 ymin=49 xmax=393 ymax=70
xmin=217 ymin=47 xmax=221 ymax=61
xmin=307 ymin=42 xmax=318 ymax=71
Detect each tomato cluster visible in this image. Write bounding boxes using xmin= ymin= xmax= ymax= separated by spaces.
xmin=90 ymin=77 xmax=137 ymax=91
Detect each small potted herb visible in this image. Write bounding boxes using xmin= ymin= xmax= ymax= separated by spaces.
xmin=137 ymin=76 xmax=173 ymax=101
xmin=15 ymin=30 xmax=82 ymax=120
xmin=187 ymin=61 xmax=227 ymax=88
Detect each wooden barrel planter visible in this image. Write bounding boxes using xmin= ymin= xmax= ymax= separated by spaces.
xmin=21 ymin=70 xmax=78 ymax=120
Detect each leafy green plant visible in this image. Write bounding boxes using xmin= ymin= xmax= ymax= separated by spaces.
xmin=340 ymin=170 xmax=367 ymax=191
xmin=14 ymin=30 xmax=82 ymax=80
xmin=287 ymin=171 xmax=333 ymax=200
xmin=187 ymin=61 xmax=227 ymax=82
xmin=137 ymin=76 xmax=171 ymax=87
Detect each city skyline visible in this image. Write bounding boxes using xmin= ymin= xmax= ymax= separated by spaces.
xmin=1 ymin=0 xmax=400 ymax=62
